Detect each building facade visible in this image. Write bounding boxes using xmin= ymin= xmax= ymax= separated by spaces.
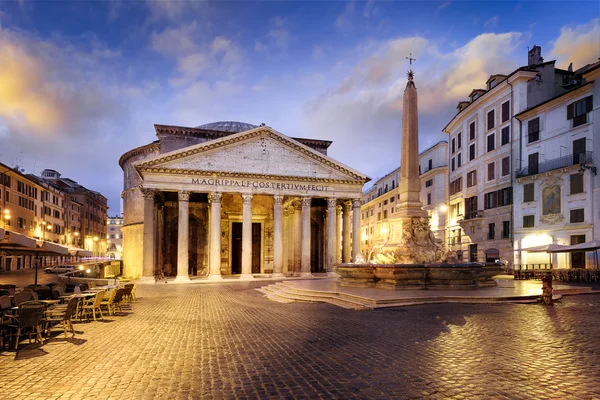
xmin=360 ymin=141 xmax=448 ymax=257
xmin=514 ymin=62 xmax=599 ymax=269
xmin=442 ymin=46 xmax=569 ymax=265
xmin=107 ymin=215 xmax=123 ymax=259
xmin=119 ymin=122 xmax=369 ymax=281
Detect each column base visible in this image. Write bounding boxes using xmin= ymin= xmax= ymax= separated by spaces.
xmin=137 ymin=276 xmax=156 ymax=285
xmin=300 ymin=272 xmax=313 ymax=278
xmin=207 ymin=274 xmax=224 ymax=281
xmin=172 ymin=275 xmax=192 ymax=284
xmin=239 ymin=274 xmax=255 ymax=280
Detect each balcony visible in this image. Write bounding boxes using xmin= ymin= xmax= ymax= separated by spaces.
xmin=516 ymin=152 xmax=593 ymax=178
xmin=464 ymin=210 xmax=484 ymax=220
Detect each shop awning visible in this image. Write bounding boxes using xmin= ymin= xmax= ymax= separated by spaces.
xmin=558 ymin=240 xmax=600 ymax=252
xmin=521 ymin=244 xmax=572 ymax=253
xmin=36 ymin=240 xmax=70 ymax=255
xmin=68 ymin=247 xmax=93 ymax=257
xmin=0 ymin=229 xmax=37 ymax=249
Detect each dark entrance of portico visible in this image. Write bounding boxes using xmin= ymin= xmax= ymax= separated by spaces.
xmin=231 ymin=222 xmax=261 ymax=274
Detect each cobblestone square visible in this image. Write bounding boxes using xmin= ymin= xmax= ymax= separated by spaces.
xmin=1 ymin=282 xmax=600 ymax=399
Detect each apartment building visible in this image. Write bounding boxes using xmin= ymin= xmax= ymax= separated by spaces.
xmin=442 ymin=46 xmax=568 ymax=265
xmin=107 ymin=215 xmax=123 ymax=260
xmin=514 ymin=61 xmax=599 ymax=269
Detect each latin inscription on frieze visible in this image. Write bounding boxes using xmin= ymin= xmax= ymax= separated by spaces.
xmin=191 ymin=178 xmax=329 ymax=192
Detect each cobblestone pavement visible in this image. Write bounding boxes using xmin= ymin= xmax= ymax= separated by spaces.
xmin=1 ymin=281 xmax=599 ymax=400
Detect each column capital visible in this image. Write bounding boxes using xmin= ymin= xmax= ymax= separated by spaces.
xmin=301 ymin=197 xmax=311 ymax=208
xmin=209 ymin=192 xmax=222 ymax=204
xmin=273 ymin=195 xmax=284 ymax=205
xmin=242 ymin=194 xmax=253 ymax=204
xmin=343 ymin=200 xmax=352 ymax=212
xmin=140 ymin=187 xmax=155 ymax=200
xmin=352 ymin=198 xmax=361 ymax=209
xmin=336 ymin=205 xmax=342 ymax=215
xmin=326 ymin=198 xmax=337 ymax=208
xmin=178 ymin=191 xmax=191 ymax=202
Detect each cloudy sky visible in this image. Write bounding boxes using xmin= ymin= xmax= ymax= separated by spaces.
xmin=0 ymin=1 xmax=598 ymax=213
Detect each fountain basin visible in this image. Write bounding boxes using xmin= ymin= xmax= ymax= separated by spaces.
xmin=334 ymin=263 xmax=504 ymax=290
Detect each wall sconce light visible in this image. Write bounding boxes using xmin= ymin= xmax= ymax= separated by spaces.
xmin=579 ymin=164 xmax=597 ymax=175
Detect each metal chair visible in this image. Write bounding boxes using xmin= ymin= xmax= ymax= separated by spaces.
xmin=81 ymin=291 xmax=105 ymax=321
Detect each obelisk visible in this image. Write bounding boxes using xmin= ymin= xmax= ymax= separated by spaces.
xmin=397 ymin=67 xmax=427 ymax=217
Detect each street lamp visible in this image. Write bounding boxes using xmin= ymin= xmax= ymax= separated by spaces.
xmin=2 ymin=208 xmax=10 ymax=228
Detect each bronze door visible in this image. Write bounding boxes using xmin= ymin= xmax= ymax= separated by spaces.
xmin=231 ymin=222 xmax=242 ymax=274
xmin=251 ymin=223 xmax=261 ymax=273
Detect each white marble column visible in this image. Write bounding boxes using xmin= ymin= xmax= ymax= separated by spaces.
xmin=208 ymin=192 xmax=223 ymax=280
xmin=140 ymin=188 xmax=155 ymax=283
xmin=282 ymin=208 xmax=290 ymax=274
xmin=174 ymin=191 xmax=191 ymax=283
xmin=240 ymin=194 xmax=254 ymax=279
xmin=326 ymin=198 xmax=337 ymax=274
xmin=352 ymin=198 xmax=361 ymax=262
xmin=342 ymin=201 xmax=352 ymax=263
xmin=300 ymin=197 xmax=312 ymax=277
xmin=293 ymin=202 xmax=302 ymax=274
xmin=272 ymin=195 xmax=284 ymax=277
xmin=336 ymin=205 xmax=342 ymax=263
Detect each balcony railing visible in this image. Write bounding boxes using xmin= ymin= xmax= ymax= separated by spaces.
xmin=464 ymin=210 xmax=484 ymax=220
xmin=516 ymin=152 xmax=593 ymax=178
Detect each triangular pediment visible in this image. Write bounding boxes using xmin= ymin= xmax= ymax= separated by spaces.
xmin=134 ymin=126 xmax=369 ymax=182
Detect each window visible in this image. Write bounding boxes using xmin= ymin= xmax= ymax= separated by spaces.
xmin=573 ymin=137 xmax=586 ymax=164
xmin=501 ymin=156 xmax=510 ymax=176
xmin=567 ymin=96 xmax=593 ymax=127
xmin=523 ymin=215 xmax=535 ymax=228
xmin=498 ymin=187 xmax=512 ymax=207
xmin=487 ymin=109 xmax=495 ymax=130
xmin=501 ymin=101 xmax=510 ymax=123
xmin=390 ymin=196 xmax=395 ymax=203
xmin=428 ymin=159 xmax=433 ymax=170
xmin=502 ymin=221 xmax=510 ymax=239
xmin=484 ymin=191 xmax=498 ymax=209
xmin=528 ymin=117 xmax=540 ymax=143
xmin=501 ymin=126 xmax=510 ymax=146
xmin=465 ymin=196 xmax=478 ymax=219
xmin=427 ymin=193 xmax=432 ymax=205
xmin=457 ymin=153 xmax=462 ymax=168
xmin=449 ymin=178 xmax=462 ymax=196
xmin=528 ymin=153 xmax=539 ymax=175
xmin=457 ymin=132 xmax=462 ymax=149
xmin=383 ymin=210 xmax=388 ymax=219
xmin=467 ymin=170 xmax=477 ymax=188
xmin=451 ymin=157 xmax=455 ymax=172
xmin=469 ymin=121 xmax=476 ymax=141
xmin=451 ymin=138 xmax=456 ymax=154
xmin=450 ymin=202 xmax=461 ymax=218
xmin=469 ymin=143 xmax=475 ymax=161
xmin=487 ymin=162 xmax=495 ymax=181
xmin=570 ymin=209 xmax=584 ymax=223
xmin=425 ymin=179 xmax=433 ymax=188
xmin=487 ymin=133 xmax=495 ymax=152
xmin=570 ymin=173 xmax=583 ymax=194
xmin=488 ymin=223 xmax=495 ymax=240
xmin=377 ymin=212 xmax=381 ymax=221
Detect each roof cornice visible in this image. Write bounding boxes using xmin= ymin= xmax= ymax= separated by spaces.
xmin=514 ymin=82 xmax=593 ymax=120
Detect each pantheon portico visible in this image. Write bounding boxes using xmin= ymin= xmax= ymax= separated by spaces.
xmin=119 ymin=122 xmax=369 ymax=281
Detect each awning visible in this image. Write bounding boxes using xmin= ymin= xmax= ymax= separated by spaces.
xmin=68 ymin=247 xmax=93 ymax=257
xmin=521 ymin=244 xmax=571 ymax=253
xmin=561 ymin=240 xmax=600 ymax=252
xmin=36 ymin=240 xmax=70 ymax=255
xmin=0 ymin=229 xmax=37 ymax=249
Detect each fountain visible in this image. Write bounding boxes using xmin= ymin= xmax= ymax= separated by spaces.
xmin=334 ymin=63 xmax=503 ymax=290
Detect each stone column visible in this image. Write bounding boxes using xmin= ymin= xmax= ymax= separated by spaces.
xmin=282 ymin=209 xmax=290 ymax=274
xmin=326 ymin=198 xmax=337 ymax=273
xmin=352 ymin=199 xmax=361 ymax=262
xmin=140 ymin=188 xmax=155 ymax=283
xmin=273 ymin=195 xmax=284 ymax=277
xmin=208 ymin=192 xmax=223 ymax=280
xmin=241 ymin=194 xmax=254 ymax=279
xmin=336 ymin=205 xmax=342 ymax=263
xmin=174 ymin=191 xmax=191 ymax=283
xmin=301 ymin=197 xmax=312 ymax=277
xmin=293 ymin=202 xmax=302 ymax=274
xmin=342 ymin=201 xmax=352 ymax=263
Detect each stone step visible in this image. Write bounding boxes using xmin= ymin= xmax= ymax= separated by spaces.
xmin=257 ymin=283 xmax=371 ymax=310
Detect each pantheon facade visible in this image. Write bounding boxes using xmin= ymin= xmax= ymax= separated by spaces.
xmin=119 ymin=121 xmax=369 ymax=281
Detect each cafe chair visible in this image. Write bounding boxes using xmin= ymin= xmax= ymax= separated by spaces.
xmin=45 ymin=297 xmax=78 ymax=339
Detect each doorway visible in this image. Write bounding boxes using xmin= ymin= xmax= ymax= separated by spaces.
xmin=231 ymin=222 xmax=262 ymax=274
xmin=469 ymin=244 xmax=478 ymax=262
xmin=571 ymin=234 xmax=586 ymax=269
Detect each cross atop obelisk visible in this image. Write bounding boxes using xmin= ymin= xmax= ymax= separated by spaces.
xmin=406 ymin=53 xmax=416 ymax=81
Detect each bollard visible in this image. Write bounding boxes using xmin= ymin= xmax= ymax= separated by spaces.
xmin=541 ymin=271 xmax=553 ymax=305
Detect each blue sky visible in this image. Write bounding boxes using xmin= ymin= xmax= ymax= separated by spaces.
xmin=0 ymin=1 xmax=598 ymax=213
